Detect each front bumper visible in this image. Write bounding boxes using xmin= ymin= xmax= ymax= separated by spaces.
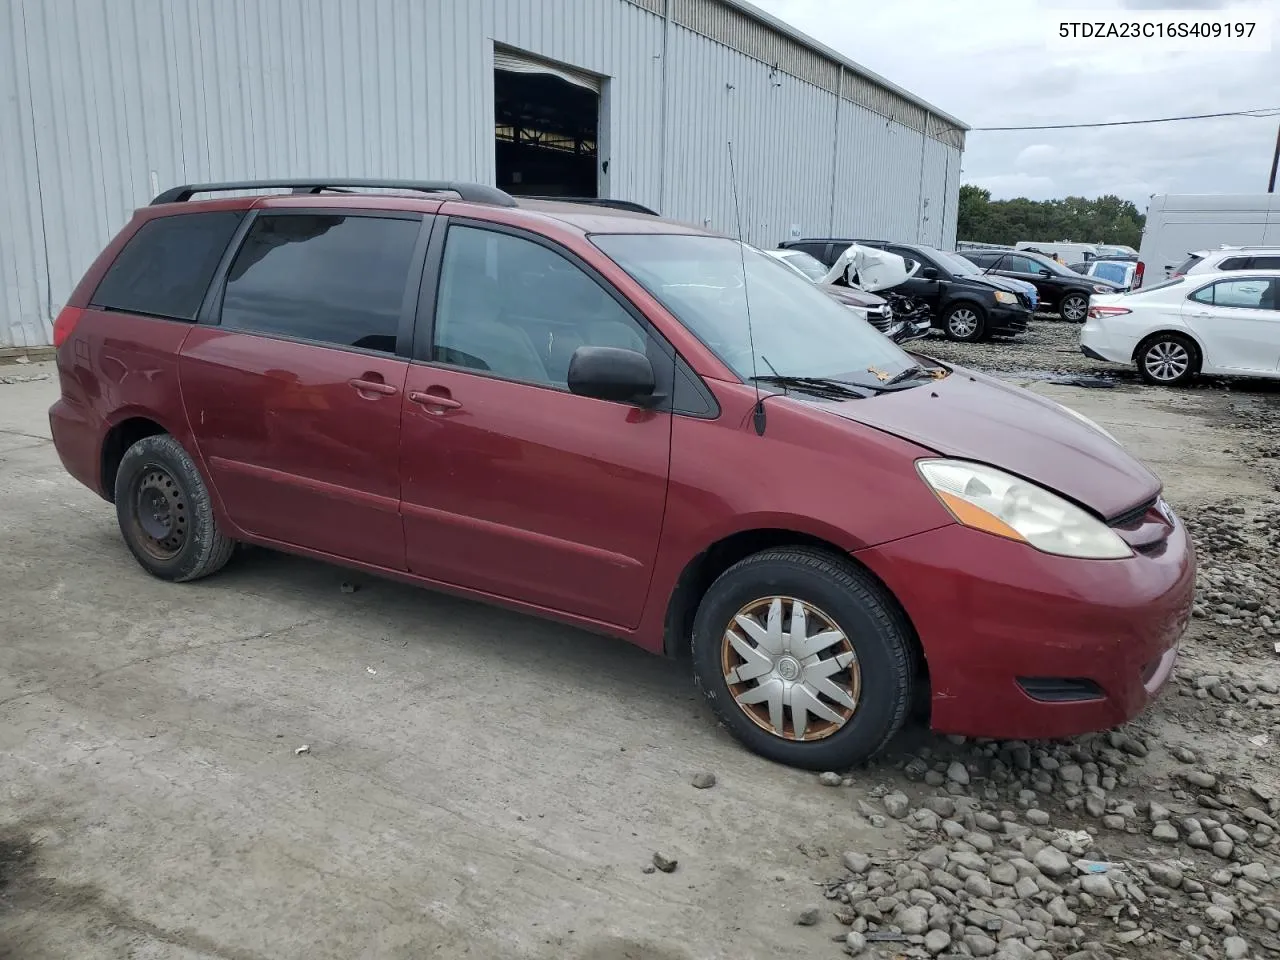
xmin=856 ymin=515 xmax=1195 ymax=740
xmin=987 ymin=304 xmax=1030 ymax=335
xmin=897 ymin=318 xmax=934 ymax=343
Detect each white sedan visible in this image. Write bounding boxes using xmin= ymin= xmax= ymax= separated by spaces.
xmin=1080 ymin=269 xmax=1279 ymax=386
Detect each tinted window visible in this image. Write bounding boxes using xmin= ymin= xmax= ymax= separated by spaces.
xmin=220 ymin=214 xmax=419 ymax=353
xmin=433 ymin=226 xmax=652 ymax=388
xmin=1001 ymin=255 xmax=1041 ymax=274
xmin=964 ymin=252 xmax=997 ymax=266
xmin=790 ymin=242 xmax=834 ymax=264
xmin=1190 ymin=278 xmax=1276 ymax=309
xmin=92 ymin=212 xmax=243 ymax=320
xmin=1251 ymin=256 xmax=1280 ymax=269
xmin=1173 ymin=254 xmax=1203 ymax=275
xmin=1218 ymin=257 xmax=1251 ymax=270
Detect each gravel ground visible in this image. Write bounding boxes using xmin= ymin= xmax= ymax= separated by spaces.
xmin=3 ymin=350 xmax=1279 ymax=960
xmin=809 ymin=324 xmax=1280 ymax=960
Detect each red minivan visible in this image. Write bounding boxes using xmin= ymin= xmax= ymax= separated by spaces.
xmin=49 ymin=180 xmax=1194 ymax=769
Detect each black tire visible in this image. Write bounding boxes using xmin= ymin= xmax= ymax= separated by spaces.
xmin=942 ymin=302 xmax=986 ymax=342
xmin=690 ymin=547 xmax=915 ymax=770
xmin=114 ymin=434 xmax=235 ymax=582
xmin=1060 ymin=293 xmax=1089 ymax=323
xmin=1135 ymin=332 xmax=1199 ymax=387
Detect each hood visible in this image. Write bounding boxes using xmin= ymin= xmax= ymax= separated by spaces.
xmin=971 ymin=274 xmax=1034 ymax=296
xmin=821 ymin=367 xmax=1160 ymax=519
xmin=822 ymin=284 xmax=886 ymax=309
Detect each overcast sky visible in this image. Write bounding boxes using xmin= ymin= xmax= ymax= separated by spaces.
xmin=752 ymin=0 xmax=1280 ymax=209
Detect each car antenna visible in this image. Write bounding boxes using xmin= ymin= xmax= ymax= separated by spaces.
xmin=728 ymin=139 xmax=766 ymax=436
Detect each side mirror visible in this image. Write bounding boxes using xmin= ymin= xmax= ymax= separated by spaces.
xmin=567 ymin=346 xmax=657 ymax=405
xmin=1039 ymin=268 xmax=1053 ymax=277
xmin=920 ymin=266 xmax=939 ymax=280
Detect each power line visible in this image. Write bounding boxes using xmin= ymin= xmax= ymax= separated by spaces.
xmin=972 ymin=107 xmax=1280 ymax=132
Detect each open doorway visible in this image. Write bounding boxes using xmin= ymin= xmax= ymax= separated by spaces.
xmin=494 ymin=49 xmax=600 ymax=198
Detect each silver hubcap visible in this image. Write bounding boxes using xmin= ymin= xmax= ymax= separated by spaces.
xmin=948 ymin=309 xmax=978 ymax=337
xmin=721 ymin=597 xmax=860 ymax=741
xmin=1063 ymin=297 xmax=1087 ymax=321
xmin=1145 ymin=340 xmax=1189 ymax=381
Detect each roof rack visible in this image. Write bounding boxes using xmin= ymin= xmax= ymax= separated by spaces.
xmin=150 ymin=179 xmax=518 ymax=207
xmin=519 ymin=196 xmax=660 ymax=216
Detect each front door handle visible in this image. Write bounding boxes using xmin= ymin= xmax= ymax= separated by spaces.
xmin=409 ymin=390 xmax=462 ymax=411
xmin=349 ymin=377 xmax=398 ymax=397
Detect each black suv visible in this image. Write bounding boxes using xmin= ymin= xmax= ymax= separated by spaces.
xmin=961 ymin=249 xmax=1123 ymax=322
xmin=781 ymin=239 xmax=1033 ymax=341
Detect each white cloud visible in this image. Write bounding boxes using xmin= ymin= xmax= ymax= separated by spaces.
xmin=751 ymin=0 xmax=1280 ymax=208
xmin=1016 ymin=144 xmax=1059 ymax=168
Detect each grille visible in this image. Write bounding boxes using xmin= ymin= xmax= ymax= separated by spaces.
xmin=864 ymin=308 xmax=894 ymax=333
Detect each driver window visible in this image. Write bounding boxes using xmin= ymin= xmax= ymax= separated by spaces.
xmin=433 ymin=226 xmax=652 ymax=387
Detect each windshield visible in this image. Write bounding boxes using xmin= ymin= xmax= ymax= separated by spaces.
xmin=593 ymin=234 xmax=914 ymax=383
xmin=940 ymin=252 xmax=983 ymax=276
xmin=775 ymin=250 xmax=828 ymax=282
xmin=1027 ymin=253 xmax=1075 ymax=277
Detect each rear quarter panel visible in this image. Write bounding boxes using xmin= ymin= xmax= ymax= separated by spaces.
xmin=56 ymin=311 xmax=198 ymax=496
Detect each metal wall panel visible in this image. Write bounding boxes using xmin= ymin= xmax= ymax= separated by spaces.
xmin=662 ymin=24 xmax=835 ymax=246
xmin=0 ymin=0 xmax=960 ymax=347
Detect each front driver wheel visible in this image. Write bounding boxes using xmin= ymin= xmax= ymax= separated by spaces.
xmin=1060 ymin=293 xmax=1089 ymax=322
xmin=690 ymin=548 xmax=915 ymax=770
xmin=943 ymin=304 xmax=986 ymax=342
xmin=1136 ymin=333 xmax=1199 ymax=387
xmin=115 ymin=434 xmax=236 ymax=582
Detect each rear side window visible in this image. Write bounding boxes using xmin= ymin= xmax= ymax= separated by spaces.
xmin=91 ymin=211 xmax=244 ymax=320
xmin=1218 ymin=256 xmax=1251 ymax=270
xmin=219 ymin=214 xmax=420 ymax=354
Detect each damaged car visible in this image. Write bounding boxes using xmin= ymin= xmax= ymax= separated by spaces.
xmin=764 ymin=247 xmax=930 ymax=343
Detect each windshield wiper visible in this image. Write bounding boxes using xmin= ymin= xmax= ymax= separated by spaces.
xmin=750 ymin=375 xmax=871 ymax=399
xmin=882 ymin=363 xmax=945 ymax=387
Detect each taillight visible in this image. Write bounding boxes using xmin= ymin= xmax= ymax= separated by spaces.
xmin=1088 ymin=305 xmax=1131 ymax=319
xmin=1134 ymin=261 xmax=1144 ymax=288
xmin=52 ymin=306 xmax=83 ymax=348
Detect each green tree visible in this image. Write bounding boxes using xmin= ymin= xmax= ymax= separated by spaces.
xmin=957 ymin=187 xmax=1145 ymax=249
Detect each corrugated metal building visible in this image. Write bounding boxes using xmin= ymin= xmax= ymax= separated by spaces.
xmin=0 ymin=0 xmax=966 ymax=349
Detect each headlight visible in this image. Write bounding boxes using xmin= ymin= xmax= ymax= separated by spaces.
xmin=1055 ymin=402 xmax=1120 ymax=444
xmin=1092 ymin=284 xmax=1112 ymax=293
xmin=917 ymin=459 xmax=1131 ymax=559
xmin=993 ymin=291 xmax=1017 ymax=304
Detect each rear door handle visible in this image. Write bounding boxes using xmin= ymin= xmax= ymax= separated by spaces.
xmin=349 ymin=377 xmax=398 ymax=397
xmin=409 ymin=390 xmax=462 ymax=410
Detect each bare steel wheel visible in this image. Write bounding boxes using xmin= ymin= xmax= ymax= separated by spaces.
xmin=691 ymin=547 xmax=915 ymax=770
xmin=721 ymin=596 xmax=860 ymax=741
xmin=131 ymin=467 xmax=188 ymax=561
xmin=115 ymin=434 xmax=236 ymax=582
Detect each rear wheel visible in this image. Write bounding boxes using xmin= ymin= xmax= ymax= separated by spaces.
xmin=1060 ymin=293 xmax=1089 ymax=322
xmin=690 ymin=548 xmax=915 ymax=770
xmin=1136 ymin=333 xmax=1199 ymax=386
xmin=114 ymin=434 xmax=235 ymax=582
xmin=943 ymin=303 xmax=985 ymax=342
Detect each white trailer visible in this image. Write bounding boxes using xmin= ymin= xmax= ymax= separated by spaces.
xmin=1137 ymin=194 xmax=1280 ymax=286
